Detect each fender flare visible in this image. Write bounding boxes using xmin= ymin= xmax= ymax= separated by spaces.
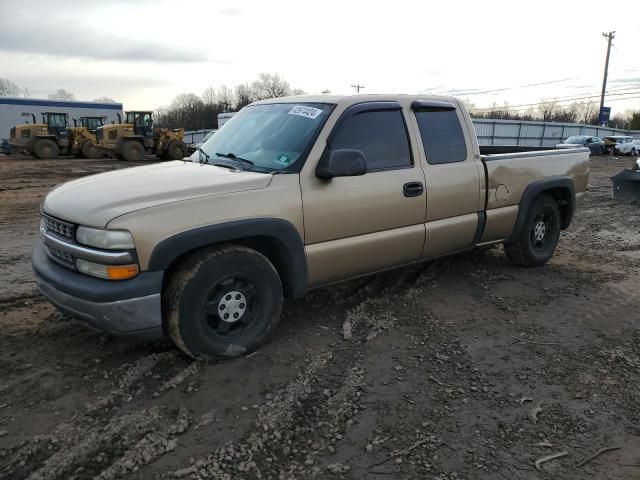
xmin=148 ymin=218 xmax=307 ymax=298
xmin=506 ymin=176 xmax=575 ymax=244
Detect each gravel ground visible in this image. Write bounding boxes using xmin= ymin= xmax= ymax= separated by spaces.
xmin=0 ymin=153 xmax=639 ymax=480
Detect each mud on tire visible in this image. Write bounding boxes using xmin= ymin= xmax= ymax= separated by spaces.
xmin=164 ymin=245 xmax=283 ymax=359
xmin=504 ymin=193 xmax=561 ymax=267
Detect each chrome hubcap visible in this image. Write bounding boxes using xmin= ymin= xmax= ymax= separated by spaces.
xmin=534 ymin=221 xmax=546 ymax=241
xmin=217 ymin=290 xmax=247 ymax=323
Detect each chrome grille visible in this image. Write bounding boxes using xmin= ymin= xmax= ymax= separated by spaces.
xmin=42 ymin=214 xmax=75 ymax=240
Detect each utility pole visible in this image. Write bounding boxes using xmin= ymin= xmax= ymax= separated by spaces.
xmin=351 ymin=84 xmax=365 ymax=93
xmin=599 ymin=31 xmax=615 ymax=125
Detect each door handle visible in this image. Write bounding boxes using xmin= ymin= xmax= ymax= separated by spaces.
xmin=403 ymin=181 xmax=424 ymax=197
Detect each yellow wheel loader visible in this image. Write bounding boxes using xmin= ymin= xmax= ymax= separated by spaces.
xmin=9 ymin=112 xmax=69 ymax=159
xmin=96 ymin=111 xmax=186 ymax=162
xmin=68 ymin=116 xmax=105 ymax=159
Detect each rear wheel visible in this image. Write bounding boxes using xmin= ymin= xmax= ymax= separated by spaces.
xmin=80 ymin=140 xmax=99 ymax=159
xmin=120 ymin=140 xmax=145 ymax=162
xmin=33 ymin=139 xmax=58 ymax=159
xmin=504 ymin=193 xmax=561 ymax=267
xmin=165 ymin=245 xmax=283 ymax=359
xmin=166 ymin=140 xmax=186 ymax=160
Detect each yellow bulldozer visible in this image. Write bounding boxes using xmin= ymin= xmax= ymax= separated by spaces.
xmin=96 ymin=111 xmax=186 ymax=161
xmin=9 ymin=112 xmax=70 ymax=158
xmin=68 ymin=116 xmax=105 ymax=158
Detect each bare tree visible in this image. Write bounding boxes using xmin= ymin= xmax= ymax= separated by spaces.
xmin=291 ymin=88 xmax=305 ymax=96
xmin=48 ymin=89 xmax=76 ymax=101
xmin=538 ymin=99 xmax=558 ymax=122
xmin=93 ymin=96 xmax=117 ymax=103
xmin=202 ymin=87 xmax=216 ymax=105
xmin=251 ymin=73 xmax=292 ymax=100
xmin=576 ymin=101 xmax=598 ymax=125
xmin=0 ymin=78 xmax=23 ymax=97
xmin=234 ymin=83 xmax=254 ymax=109
xmin=217 ymin=86 xmax=235 ymax=112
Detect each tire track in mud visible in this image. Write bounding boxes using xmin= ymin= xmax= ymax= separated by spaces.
xmin=1 ymin=352 xmax=197 ymax=480
xmin=170 ymin=275 xmax=442 ymax=480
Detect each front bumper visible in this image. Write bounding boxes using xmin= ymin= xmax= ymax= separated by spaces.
xmin=32 ymin=240 xmax=164 ymax=339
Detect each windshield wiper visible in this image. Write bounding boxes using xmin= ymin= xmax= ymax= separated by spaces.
xmin=197 ymin=147 xmax=210 ymax=164
xmin=215 ymin=152 xmax=254 ymax=166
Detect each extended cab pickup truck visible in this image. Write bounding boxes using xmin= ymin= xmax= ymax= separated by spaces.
xmin=33 ymin=95 xmax=590 ymax=358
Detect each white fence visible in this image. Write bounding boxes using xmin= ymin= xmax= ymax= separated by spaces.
xmin=473 ymin=119 xmax=640 ymax=147
xmin=185 ymin=120 xmax=640 ymax=148
xmin=183 ymin=129 xmax=214 ymax=145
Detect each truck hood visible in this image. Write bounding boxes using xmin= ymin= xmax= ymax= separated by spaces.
xmin=43 ymin=161 xmax=273 ymax=227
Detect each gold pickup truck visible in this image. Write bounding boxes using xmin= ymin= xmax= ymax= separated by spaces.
xmin=33 ymin=95 xmax=590 ymax=358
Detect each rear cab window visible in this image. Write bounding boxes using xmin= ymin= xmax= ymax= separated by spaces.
xmin=413 ymin=105 xmax=467 ymax=164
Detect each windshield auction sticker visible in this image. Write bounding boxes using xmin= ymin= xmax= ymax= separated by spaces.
xmin=288 ymin=105 xmax=323 ymax=120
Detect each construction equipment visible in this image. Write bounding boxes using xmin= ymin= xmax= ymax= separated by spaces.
xmin=68 ymin=116 xmax=105 ymax=159
xmin=96 ymin=111 xmax=186 ymax=161
xmin=9 ymin=112 xmax=69 ymax=158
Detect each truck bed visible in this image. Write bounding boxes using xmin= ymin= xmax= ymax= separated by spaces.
xmin=477 ymin=146 xmax=590 ymax=244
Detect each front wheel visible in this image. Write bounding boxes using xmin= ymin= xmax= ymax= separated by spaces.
xmin=164 ymin=245 xmax=283 ymax=359
xmin=120 ymin=140 xmax=145 ymax=162
xmin=166 ymin=140 xmax=186 ymax=160
xmin=504 ymin=193 xmax=561 ymax=267
xmin=33 ymin=139 xmax=58 ymax=159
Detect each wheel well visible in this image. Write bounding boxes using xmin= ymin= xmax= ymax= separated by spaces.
xmin=540 ymin=187 xmax=572 ymax=229
xmin=161 ymin=236 xmax=297 ymax=299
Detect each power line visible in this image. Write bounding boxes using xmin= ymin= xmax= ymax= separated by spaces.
xmin=351 ymin=84 xmax=365 ymax=93
xmin=444 ymin=77 xmax=577 ymax=96
xmin=474 ymin=89 xmax=640 ymax=112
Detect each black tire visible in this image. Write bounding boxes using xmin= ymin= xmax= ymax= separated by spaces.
xmin=33 ymin=139 xmax=58 ymax=159
xmin=166 ymin=140 xmax=186 ymax=160
xmin=120 ymin=140 xmax=145 ymax=162
xmin=81 ymin=140 xmax=99 ymax=159
xmin=504 ymin=193 xmax=561 ymax=267
xmin=631 ymin=148 xmax=637 ymax=157
xmin=164 ymin=245 xmax=283 ymax=359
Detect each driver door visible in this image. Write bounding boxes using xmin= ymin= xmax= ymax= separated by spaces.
xmin=301 ymin=101 xmax=426 ymax=287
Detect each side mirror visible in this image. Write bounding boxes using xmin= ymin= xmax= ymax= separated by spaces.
xmin=316 ymin=149 xmax=367 ymax=179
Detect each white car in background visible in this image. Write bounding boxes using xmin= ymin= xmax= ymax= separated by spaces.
xmin=615 ymin=139 xmax=640 ymax=156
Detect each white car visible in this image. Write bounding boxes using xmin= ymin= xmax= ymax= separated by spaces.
xmin=615 ymin=139 xmax=640 ymax=156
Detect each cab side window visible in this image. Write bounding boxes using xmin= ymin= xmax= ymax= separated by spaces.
xmin=415 ymin=110 xmax=467 ymax=164
xmin=330 ymin=110 xmax=412 ymax=171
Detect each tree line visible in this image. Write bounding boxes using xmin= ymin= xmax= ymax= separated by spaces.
xmin=154 ymin=73 xmax=303 ymax=130
xmin=465 ymin=98 xmax=640 ymax=130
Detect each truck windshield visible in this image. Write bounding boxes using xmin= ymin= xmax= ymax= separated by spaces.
xmin=194 ymin=103 xmax=332 ymax=172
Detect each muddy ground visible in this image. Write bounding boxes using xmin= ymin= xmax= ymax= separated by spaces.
xmin=0 ymin=153 xmax=639 ymax=480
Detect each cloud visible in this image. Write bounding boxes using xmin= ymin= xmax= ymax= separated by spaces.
xmin=0 ymin=2 xmax=231 ymax=64
xmin=0 ymin=25 xmax=224 ymax=63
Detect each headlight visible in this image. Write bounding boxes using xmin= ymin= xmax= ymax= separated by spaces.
xmin=76 ymin=259 xmax=139 ymax=280
xmin=76 ymin=226 xmax=135 ymax=250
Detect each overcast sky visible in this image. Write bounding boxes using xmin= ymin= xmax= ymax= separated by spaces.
xmin=1 ymin=0 xmax=639 ymax=115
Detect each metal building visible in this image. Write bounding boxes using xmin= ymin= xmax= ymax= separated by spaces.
xmin=0 ymin=97 xmax=123 ymax=141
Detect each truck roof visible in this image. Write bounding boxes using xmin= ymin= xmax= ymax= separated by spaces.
xmin=253 ymin=93 xmax=459 ymax=106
